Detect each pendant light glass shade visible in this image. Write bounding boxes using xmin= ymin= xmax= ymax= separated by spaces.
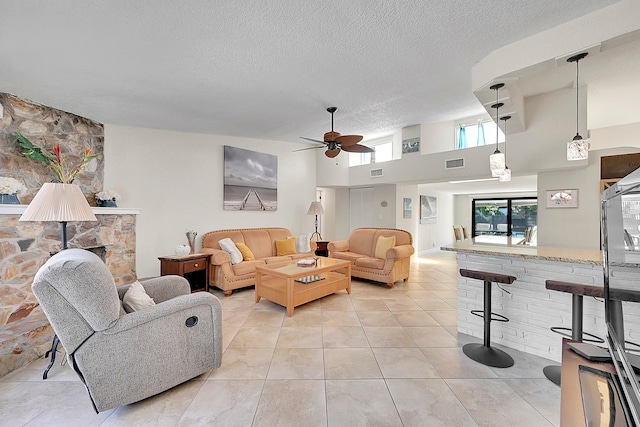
xmin=567 ymin=53 xmax=589 ymax=161
xmin=499 ymin=115 xmax=511 ymax=182
xmin=489 ymin=83 xmax=505 ymax=176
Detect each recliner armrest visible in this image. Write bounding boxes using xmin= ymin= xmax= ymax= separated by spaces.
xmin=140 ymin=276 xmax=190 ymax=303
xmin=328 ymin=240 xmax=349 ymax=252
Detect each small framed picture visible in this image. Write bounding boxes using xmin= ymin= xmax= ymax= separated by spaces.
xmin=546 ymin=189 xmax=578 ymax=208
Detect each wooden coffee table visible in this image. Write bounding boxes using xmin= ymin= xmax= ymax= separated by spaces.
xmin=255 ymin=257 xmax=351 ymax=316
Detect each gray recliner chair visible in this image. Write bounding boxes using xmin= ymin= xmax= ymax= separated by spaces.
xmin=32 ymin=248 xmax=223 ymax=412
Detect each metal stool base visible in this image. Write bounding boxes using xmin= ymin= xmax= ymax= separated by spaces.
xmin=543 ymin=365 xmax=561 ymax=386
xmin=463 ymin=343 xmax=514 ymax=368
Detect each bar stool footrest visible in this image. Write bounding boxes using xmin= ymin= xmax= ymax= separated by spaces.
xmin=462 ymin=342 xmax=514 ymax=368
xmin=549 ymin=326 xmax=604 ymax=344
xmin=471 ymin=309 xmax=509 ymax=323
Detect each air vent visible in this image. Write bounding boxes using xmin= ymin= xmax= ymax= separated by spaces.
xmin=370 ymin=168 xmax=383 ymax=178
xmin=445 ymin=158 xmax=465 ymax=169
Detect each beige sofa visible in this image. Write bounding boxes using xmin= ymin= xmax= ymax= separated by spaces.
xmin=201 ymin=227 xmax=316 ymax=296
xmin=328 ymin=228 xmax=414 ymax=288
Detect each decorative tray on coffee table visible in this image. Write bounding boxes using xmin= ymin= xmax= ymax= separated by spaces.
xmin=295 ymin=275 xmax=325 ymax=284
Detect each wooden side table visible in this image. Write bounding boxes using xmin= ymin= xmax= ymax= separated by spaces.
xmin=315 ymin=241 xmax=329 ymax=257
xmin=158 ymin=253 xmax=211 ymax=292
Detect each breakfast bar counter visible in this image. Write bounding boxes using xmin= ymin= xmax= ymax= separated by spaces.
xmin=441 ymin=239 xmax=607 ymax=362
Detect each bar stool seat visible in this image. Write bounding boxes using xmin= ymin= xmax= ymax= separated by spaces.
xmin=544 ymin=280 xmax=604 ymax=386
xmin=460 ymin=268 xmax=516 ymax=368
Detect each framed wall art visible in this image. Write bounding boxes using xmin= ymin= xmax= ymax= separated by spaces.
xmin=546 ymin=189 xmax=578 ymax=208
xmin=420 ymin=195 xmax=437 ymax=224
xmin=224 ymin=146 xmax=278 ymax=211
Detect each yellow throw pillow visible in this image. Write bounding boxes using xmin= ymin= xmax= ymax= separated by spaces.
xmin=275 ymin=238 xmax=297 ymax=256
xmin=235 ymin=242 xmax=255 ymax=261
xmin=374 ymin=235 xmax=396 ymax=259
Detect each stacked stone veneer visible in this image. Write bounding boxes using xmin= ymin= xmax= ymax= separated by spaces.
xmin=456 ymin=252 xmax=640 ymax=363
xmin=0 ymin=93 xmax=138 ymax=376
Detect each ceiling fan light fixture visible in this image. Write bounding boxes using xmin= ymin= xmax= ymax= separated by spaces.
xmin=566 ymin=52 xmax=589 ymax=161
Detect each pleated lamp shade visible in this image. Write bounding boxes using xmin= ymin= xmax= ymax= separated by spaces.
xmin=306 ymin=201 xmax=324 ymax=216
xmin=20 ymin=183 xmax=96 ymax=223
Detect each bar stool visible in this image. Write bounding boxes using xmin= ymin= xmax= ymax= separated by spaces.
xmin=543 ymin=280 xmax=604 ymax=386
xmin=460 ymin=268 xmax=516 ymax=368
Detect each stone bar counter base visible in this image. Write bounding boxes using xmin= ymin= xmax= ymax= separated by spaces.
xmin=454 ymin=250 xmax=640 ymax=363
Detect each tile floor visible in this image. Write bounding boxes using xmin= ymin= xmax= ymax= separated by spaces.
xmin=0 ymin=251 xmax=561 ymax=426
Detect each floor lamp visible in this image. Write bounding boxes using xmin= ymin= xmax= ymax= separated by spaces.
xmin=19 ymin=182 xmax=97 ymax=378
xmin=306 ymin=201 xmax=324 ymax=241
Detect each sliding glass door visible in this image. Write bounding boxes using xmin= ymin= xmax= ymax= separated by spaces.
xmin=472 ymin=197 xmax=537 ymax=242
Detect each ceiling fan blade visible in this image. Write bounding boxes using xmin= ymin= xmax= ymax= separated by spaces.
xmin=300 ymin=137 xmax=326 ymax=144
xmin=335 ymin=135 xmax=363 ymax=146
xmin=293 ymin=145 xmax=325 ymax=152
xmin=324 ymin=131 xmax=340 ymax=142
xmin=325 ymin=148 xmax=340 ymax=158
xmin=341 ymin=144 xmax=374 ymax=153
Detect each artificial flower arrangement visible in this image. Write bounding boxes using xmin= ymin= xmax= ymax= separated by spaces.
xmin=95 ymin=190 xmax=121 ymax=202
xmin=15 ymin=132 xmax=97 ymax=184
xmin=0 ymin=177 xmax=26 ymax=195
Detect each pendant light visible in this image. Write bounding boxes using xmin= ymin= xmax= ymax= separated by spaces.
xmin=489 ymin=83 xmax=505 ymax=176
xmin=499 ymin=115 xmax=511 ymax=182
xmin=566 ymin=52 xmax=589 ymax=161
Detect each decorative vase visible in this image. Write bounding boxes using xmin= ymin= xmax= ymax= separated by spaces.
xmin=0 ymin=193 xmax=20 ymax=204
xmin=186 ymin=230 xmax=197 ymax=254
xmin=97 ymin=198 xmax=117 ymax=207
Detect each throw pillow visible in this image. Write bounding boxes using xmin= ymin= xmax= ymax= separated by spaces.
xmin=235 ymin=242 xmax=255 ymax=261
xmin=219 ymin=238 xmax=243 ymax=264
xmin=295 ymin=233 xmax=312 ymax=253
xmin=275 ymin=238 xmax=297 ymax=256
xmin=122 ymin=281 xmax=156 ymax=313
xmin=374 ymin=235 xmax=396 ymax=259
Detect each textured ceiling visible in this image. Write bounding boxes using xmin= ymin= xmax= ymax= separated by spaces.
xmin=0 ymin=0 xmax=622 ymax=143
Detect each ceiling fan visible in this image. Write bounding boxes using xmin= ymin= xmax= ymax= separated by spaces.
xmin=299 ymin=107 xmax=374 ymax=158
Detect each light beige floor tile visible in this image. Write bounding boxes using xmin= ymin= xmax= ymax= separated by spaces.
xmin=326 ymin=379 xmax=402 ymax=426
xmin=276 ymin=326 xmax=323 ymax=348
xmin=363 ymin=326 xmax=416 ymax=347
xmin=373 ymin=348 xmax=439 ymax=378
xmin=228 ymin=327 xmax=280 ymax=349
xmin=412 ymin=297 xmax=455 ymax=311
xmin=267 ymin=348 xmax=324 ymax=379
xmin=431 ymin=290 xmax=458 ymax=300
xmin=208 ymin=348 xmax=274 ymax=379
xmin=488 ymin=346 xmax=550 ymax=379
xmin=321 ymin=293 xmax=355 ymax=311
xmin=393 ymin=310 xmax=439 ymax=327
xmin=405 ymin=326 xmax=459 ymax=347
xmin=321 ymin=310 xmax=361 ymax=326
xmin=324 ymin=348 xmax=382 ymax=379
xmin=386 ymin=378 xmax=477 ymax=426
xmin=280 ymin=307 xmax=322 ymax=327
xmin=446 ymin=378 xmax=555 ymax=426
xmin=504 ymin=378 xmax=561 ymax=426
xmin=100 ymin=378 xmax=204 ymax=426
xmin=382 ymin=297 xmax=422 ymax=311
xmin=322 ymin=326 xmax=370 ymax=348
xmin=350 ymin=298 xmax=389 ymax=311
xmin=178 ymin=379 xmax=263 ymax=426
xmin=421 ymin=347 xmax=498 ymax=379
xmin=357 ymin=310 xmax=401 ymax=326
xmin=253 ymin=380 xmax=326 ymax=427
xmin=427 ymin=310 xmax=458 ymax=326
xmin=241 ymin=310 xmax=285 ymax=327
xmin=420 ymin=281 xmax=455 ymax=291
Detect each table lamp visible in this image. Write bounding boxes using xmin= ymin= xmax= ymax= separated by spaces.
xmin=307 ymin=201 xmax=324 ymax=240
xmin=19 ymin=183 xmax=97 ymax=250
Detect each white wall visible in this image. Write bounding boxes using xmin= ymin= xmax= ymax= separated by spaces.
xmin=104 ymin=125 xmax=318 ymax=278
xmin=415 ymin=189 xmax=454 ymax=254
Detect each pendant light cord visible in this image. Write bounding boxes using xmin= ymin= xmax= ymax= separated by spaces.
xmin=575 ymin=58 xmax=580 ymax=135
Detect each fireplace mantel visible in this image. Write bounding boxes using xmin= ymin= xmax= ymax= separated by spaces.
xmin=0 ymin=205 xmax=141 ymax=215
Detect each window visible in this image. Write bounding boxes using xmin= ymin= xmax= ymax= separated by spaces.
xmin=472 ymin=197 xmax=537 ymax=243
xmin=456 ymin=120 xmax=504 ymax=150
xmin=349 ymin=141 xmax=392 ymax=166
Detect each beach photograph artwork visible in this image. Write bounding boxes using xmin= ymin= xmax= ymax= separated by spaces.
xmin=224 ymin=146 xmax=277 ymax=211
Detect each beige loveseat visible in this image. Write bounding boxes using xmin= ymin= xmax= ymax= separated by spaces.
xmin=328 ymin=228 xmax=414 ymax=288
xmin=201 ymin=228 xmax=316 ymax=296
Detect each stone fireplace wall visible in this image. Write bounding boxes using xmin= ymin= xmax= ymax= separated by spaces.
xmin=0 ymin=93 xmax=138 ymax=376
